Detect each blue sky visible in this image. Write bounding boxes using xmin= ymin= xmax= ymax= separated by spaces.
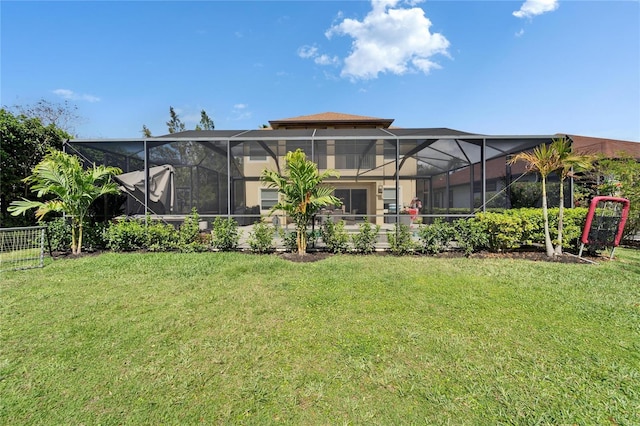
xmin=2 ymin=0 xmax=639 ymax=141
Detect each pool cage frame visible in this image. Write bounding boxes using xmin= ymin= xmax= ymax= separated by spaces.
xmin=66 ymin=129 xmax=563 ymax=228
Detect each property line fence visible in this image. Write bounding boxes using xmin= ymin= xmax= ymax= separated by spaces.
xmin=0 ymin=226 xmax=46 ymax=272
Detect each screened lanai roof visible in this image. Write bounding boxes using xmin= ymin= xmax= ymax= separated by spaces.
xmin=67 ymin=128 xmax=557 ymax=179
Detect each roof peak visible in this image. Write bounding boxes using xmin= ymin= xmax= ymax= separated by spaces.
xmin=269 ymin=111 xmax=394 ymax=129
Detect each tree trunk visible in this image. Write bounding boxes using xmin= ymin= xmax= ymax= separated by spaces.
xmin=555 ymin=179 xmax=565 ymax=255
xmin=541 ymin=176 xmax=555 ymax=257
xmin=296 ymin=225 xmax=307 ymax=256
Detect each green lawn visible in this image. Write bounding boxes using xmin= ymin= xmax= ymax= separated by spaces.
xmin=1 ymin=250 xmax=639 ymax=425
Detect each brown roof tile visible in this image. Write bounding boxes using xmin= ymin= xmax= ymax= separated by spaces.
xmin=269 ymin=112 xmax=394 ymax=129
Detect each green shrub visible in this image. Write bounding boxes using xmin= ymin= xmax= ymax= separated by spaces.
xmin=387 ymin=223 xmax=415 ymax=255
xmin=178 ymin=209 xmax=208 ymax=252
xmin=351 ymin=218 xmax=380 ymax=254
xmin=106 ymin=219 xmax=147 ymax=252
xmin=321 ymin=219 xmax=349 ymax=253
xmin=474 ymin=212 xmax=523 ymax=252
xmin=248 ymin=218 xmax=275 ymax=253
xmin=211 ymin=217 xmax=241 ymax=251
xmin=46 ymin=217 xmax=108 ymax=252
xmin=146 ymin=221 xmax=178 ymax=252
xmin=281 ymin=231 xmax=298 ymax=253
xmin=82 ymin=221 xmax=109 ymax=252
xmin=454 ymin=218 xmax=488 ymax=256
xmin=417 ymin=218 xmax=456 ymax=254
xmin=46 ymin=217 xmax=71 ymax=252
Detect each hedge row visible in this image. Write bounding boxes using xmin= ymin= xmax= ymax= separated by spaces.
xmin=44 ymin=207 xmax=590 ymax=256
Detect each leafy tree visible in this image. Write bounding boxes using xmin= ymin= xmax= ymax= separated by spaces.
xmin=8 ymin=149 xmax=122 ymax=255
xmin=166 ymin=106 xmax=185 ymax=134
xmin=591 ymin=154 xmax=640 ymax=241
xmin=0 ymin=108 xmax=70 ymax=226
xmin=509 ymin=144 xmax=560 ymax=257
xmin=260 ymin=149 xmax=340 ymax=255
xmin=142 ymin=125 xmax=152 ymax=137
xmin=195 ymin=109 xmax=214 ymax=131
xmin=551 ymin=137 xmax=594 ymax=255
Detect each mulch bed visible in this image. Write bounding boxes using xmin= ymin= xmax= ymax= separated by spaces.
xmin=278 ymin=249 xmax=607 ymax=264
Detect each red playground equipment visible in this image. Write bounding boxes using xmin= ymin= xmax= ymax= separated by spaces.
xmin=578 ymin=196 xmax=630 ymax=259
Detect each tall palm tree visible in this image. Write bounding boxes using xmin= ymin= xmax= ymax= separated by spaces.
xmin=260 ymin=149 xmax=340 ymax=256
xmin=508 ymin=144 xmax=560 ymax=257
xmin=551 ymin=137 xmax=594 ymax=255
xmin=8 ymin=149 xmax=122 ymax=254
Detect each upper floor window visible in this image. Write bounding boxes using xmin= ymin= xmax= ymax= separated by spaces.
xmin=335 ymin=140 xmax=375 ymax=170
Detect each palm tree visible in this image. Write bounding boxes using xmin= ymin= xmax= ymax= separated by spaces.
xmin=508 ymin=144 xmax=560 ymax=257
xmin=260 ymin=149 xmax=340 ymax=256
xmin=8 ymin=149 xmax=122 ymax=255
xmin=551 ymin=137 xmax=594 ymax=255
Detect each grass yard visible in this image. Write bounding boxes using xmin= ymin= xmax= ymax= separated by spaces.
xmin=1 ymin=250 xmax=639 ymax=424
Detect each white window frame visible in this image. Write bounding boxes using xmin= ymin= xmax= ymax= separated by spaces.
xmin=260 ymin=188 xmax=279 ymax=210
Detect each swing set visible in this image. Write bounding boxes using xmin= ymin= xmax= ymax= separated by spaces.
xmin=578 ymin=196 xmax=630 ymax=259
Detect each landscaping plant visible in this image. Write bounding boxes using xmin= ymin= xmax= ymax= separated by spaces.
xmin=8 ymin=149 xmax=122 ymax=254
xmin=260 ymin=149 xmax=340 ymax=256
xmin=387 ymin=222 xmax=415 ymax=255
xmin=417 ymin=218 xmax=456 ymax=255
xmin=248 ymin=218 xmax=275 ymax=253
xmin=320 ymin=218 xmax=349 ymax=253
xmin=211 ymin=217 xmax=241 ymax=251
xmin=351 ymin=218 xmax=380 ymax=254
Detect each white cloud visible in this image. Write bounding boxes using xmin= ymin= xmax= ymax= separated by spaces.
xmin=297 ymin=45 xmax=319 ymax=59
xmin=231 ymin=104 xmax=251 ymax=121
xmin=324 ymin=0 xmax=450 ymax=80
xmin=513 ymin=0 xmax=559 ymax=19
xmin=53 ymin=88 xmax=100 ymax=103
xmin=515 ymin=28 xmax=525 ymax=37
xmin=315 ymin=54 xmax=339 ymax=66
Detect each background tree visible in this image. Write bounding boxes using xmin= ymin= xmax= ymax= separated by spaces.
xmin=141 ymin=125 xmax=152 ymax=137
xmin=261 ymin=149 xmax=340 ymax=256
xmin=0 ymin=108 xmax=70 ymax=226
xmin=11 ymin=98 xmax=82 ymax=136
xmin=551 ymin=137 xmax=594 ymax=255
xmin=195 ymin=109 xmax=214 ymax=131
xmin=8 ymin=149 xmax=122 ymax=255
xmin=166 ymin=106 xmax=185 ymax=134
xmin=590 ymin=154 xmax=640 ymax=242
xmin=508 ymin=144 xmax=560 ymax=257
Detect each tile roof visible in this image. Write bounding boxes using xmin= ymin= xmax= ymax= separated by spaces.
xmin=269 ymin=111 xmax=394 ymax=129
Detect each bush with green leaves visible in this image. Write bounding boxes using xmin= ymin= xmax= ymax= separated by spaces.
xmin=178 ymin=208 xmax=208 ymax=252
xmin=82 ymin=222 xmax=109 ymax=252
xmin=474 ymin=212 xmax=523 ymax=252
xmin=387 ymin=223 xmax=415 ymax=255
xmin=351 ymin=219 xmax=380 ymax=254
xmin=106 ymin=219 xmax=147 ymax=252
xmin=248 ymin=218 xmax=275 ymax=253
xmin=454 ymin=218 xmax=488 ymax=256
xmin=417 ymin=218 xmax=456 ymax=254
xmin=47 ymin=217 xmax=108 ymax=252
xmin=145 ymin=221 xmax=178 ymax=252
xmin=281 ymin=231 xmax=298 ymax=253
xmin=320 ymin=218 xmax=350 ymax=253
xmin=211 ymin=217 xmax=241 ymax=251
xmin=46 ymin=217 xmax=72 ymax=252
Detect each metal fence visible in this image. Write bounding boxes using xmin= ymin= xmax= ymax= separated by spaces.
xmin=0 ymin=226 xmax=46 ymax=272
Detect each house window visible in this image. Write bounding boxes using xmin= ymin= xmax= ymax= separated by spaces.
xmin=383 ymin=187 xmax=398 ymax=212
xmin=335 ymin=140 xmax=375 ymax=169
xmin=384 ymin=140 xmax=397 ymax=160
xmin=260 ymin=188 xmax=278 ymax=210
xmin=249 ymin=143 xmax=267 ymax=161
